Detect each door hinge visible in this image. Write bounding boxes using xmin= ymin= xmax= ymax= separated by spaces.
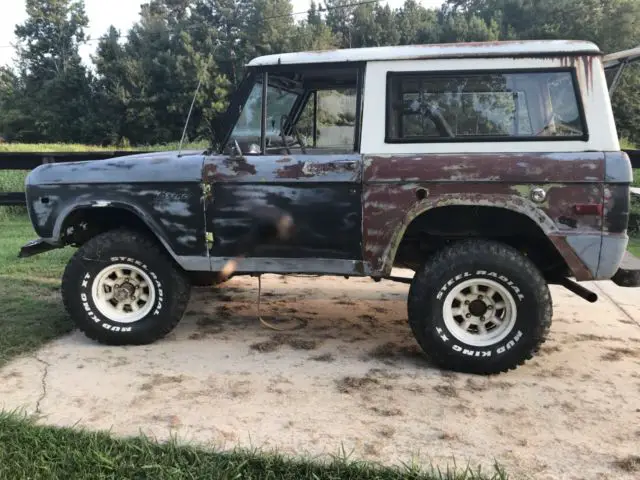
xmin=201 ymin=183 xmax=212 ymax=203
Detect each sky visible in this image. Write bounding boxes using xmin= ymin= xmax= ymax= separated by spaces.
xmin=0 ymin=0 xmax=444 ymax=68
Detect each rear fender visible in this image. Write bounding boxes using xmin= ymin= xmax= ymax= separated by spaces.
xmin=381 ymin=194 xmax=557 ymax=275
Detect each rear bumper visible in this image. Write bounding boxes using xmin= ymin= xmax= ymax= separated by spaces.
xmin=18 ymin=238 xmax=61 ymax=258
xmin=611 ymin=251 xmax=640 ymax=287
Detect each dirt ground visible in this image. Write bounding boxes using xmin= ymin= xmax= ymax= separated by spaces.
xmin=1 ymin=269 xmax=639 ymax=480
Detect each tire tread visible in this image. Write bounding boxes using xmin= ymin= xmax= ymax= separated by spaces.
xmin=408 ymin=239 xmax=552 ymax=374
xmin=61 ymin=228 xmax=191 ymax=345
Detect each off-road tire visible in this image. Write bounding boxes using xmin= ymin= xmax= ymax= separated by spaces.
xmin=408 ymin=239 xmax=552 ymax=375
xmin=61 ymin=229 xmax=191 ymax=345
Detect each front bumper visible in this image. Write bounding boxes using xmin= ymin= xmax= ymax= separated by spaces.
xmin=18 ymin=238 xmax=61 ymax=258
xmin=611 ymin=251 xmax=640 ymax=287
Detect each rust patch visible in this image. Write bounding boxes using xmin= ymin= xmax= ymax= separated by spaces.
xmin=362 ymin=153 xmax=605 ymax=277
xmin=276 ymin=160 xmax=356 ymax=179
xmin=548 ymin=235 xmax=594 ymax=280
xmin=223 ymin=157 xmax=257 ymax=175
xmin=583 ymin=55 xmax=595 ymax=93
xmin=203 ymin=162 xmax=218 ymax=180
xmin=203 ymin=154 xmax=361 ymax=183
xmin=202 ymin=157 xmax=257 ymax=181
xmin=363 ymin=152 xmax=604 ymax=184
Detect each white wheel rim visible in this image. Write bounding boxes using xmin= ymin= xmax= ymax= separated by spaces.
xmin=91 ymin=263 xmax=156 ymax=324
xmin=442 ymin=278 xmax=517 ymax=347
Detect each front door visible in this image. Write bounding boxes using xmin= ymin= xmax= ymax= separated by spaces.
xmin=203 ymin=66 xmax=365 ymax=275
xmin=203 ymin=153 xmax=363 ymax=274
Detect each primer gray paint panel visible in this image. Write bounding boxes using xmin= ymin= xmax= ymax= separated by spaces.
xmin=604 ymin=151 xmax=633 ymax=183
xmin=566 ymin=234 xmax=602 ymax=278
xmin=597 ymin=234 xmax=629 ymax=279
xmin=210 ymin=257 xmax=365 ymax=275
xmin=27 ymin=151 xmax=205 ymax=185
xmin=176 ymin=256 xmax=212 ymax=272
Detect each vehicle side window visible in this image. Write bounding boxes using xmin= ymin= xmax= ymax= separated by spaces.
xmin=297 ymin=88 xmax=358 ymax=153
xmin=227 ymin=82 xmax=299 ymax=153
xmin=385 ymin=70 xmax=586 ymax=143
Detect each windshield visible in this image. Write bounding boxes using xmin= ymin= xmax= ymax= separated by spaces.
xmin=230 ymin=81 xmax=299 ymax=141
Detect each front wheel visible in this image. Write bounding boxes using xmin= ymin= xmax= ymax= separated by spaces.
xmin=61 ymin=229 xmax=191 ymax=345
xmin=407 ymin=239 xmax=552 ymax=374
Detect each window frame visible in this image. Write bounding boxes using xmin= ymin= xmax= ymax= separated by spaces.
xmin=295 ymin=84 xmax=361 ymax=151
xmin=383 ymin=67 xmax=589 ymax=144
xmin=218 ymin=63 xmax=366 ymax=155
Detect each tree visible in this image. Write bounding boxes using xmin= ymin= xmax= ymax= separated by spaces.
xmin=349 ymin=4 xmax=400 ymax=47
xmin=324 ymin=0 xmax=358 ymax=48
xmin=396 ymin=0 xmax=440 ymax=45
xmin=92 ymin=0 xmax=231 ymax=145
xmin=5 ymin=0 xmax=98 ymax=143
xmin=2 ymin=0 xmax=640 ymax=145
xmin=291 ymin=2 xmax=338 ymax=51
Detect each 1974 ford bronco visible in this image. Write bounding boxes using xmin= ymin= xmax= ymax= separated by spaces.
xmin=19 ymin=40 xmax=640 ymax=374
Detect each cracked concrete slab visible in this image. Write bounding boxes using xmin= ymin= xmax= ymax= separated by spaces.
xmin=1 ymin=272 xmax=639 ymax=480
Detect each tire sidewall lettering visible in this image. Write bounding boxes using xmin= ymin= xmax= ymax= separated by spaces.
xmin=436 ymin=270 xmax=525 ymax=302
xmin=78 ymin=260 xmax=165 ymax=333
xmin=433 ymin=270 xmax=529 ymax=357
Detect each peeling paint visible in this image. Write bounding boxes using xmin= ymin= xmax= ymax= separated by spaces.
xmin=362 ymin=152 xmax=606 ymax=277
xmin=203 ymin=153 xmax=363 ymax=261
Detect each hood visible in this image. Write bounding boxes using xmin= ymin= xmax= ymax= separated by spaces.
xmin=26 ymin=150 xmax=206 ymax=186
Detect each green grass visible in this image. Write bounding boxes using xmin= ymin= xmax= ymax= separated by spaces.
xmin=0 ymin=218 xmax=72 ymax=278
xmin=628 ymin=237 xmax=640 ymax=257
xmin=0 ymin=278 xmax=72 ymax=367
xmin=0 ymin=218 xmax=73 ymax=367
xmin=0 ymin=141 xmax=209 ymax=153
xmin=0 ymin=413 xmax=506 ymax=480
xmin=0 ymin=143 xmax=140 ymax=152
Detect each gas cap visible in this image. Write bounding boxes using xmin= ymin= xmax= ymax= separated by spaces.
xmin=530 ymin=187 xmax=547 ymax=203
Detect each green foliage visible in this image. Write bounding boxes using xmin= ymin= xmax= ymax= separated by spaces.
xmin=1 ymin=0 xmax=98 ymax=143
xmin=1 ymin=0 xmax=640 ymax=145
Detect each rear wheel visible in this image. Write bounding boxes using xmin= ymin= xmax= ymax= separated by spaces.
xmin=61 ymin=229 xmax=191 ymax=345
xmin=407 ymin=239 xmax=552 ymax=374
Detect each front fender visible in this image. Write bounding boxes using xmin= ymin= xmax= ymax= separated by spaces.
xmin=52 ymin=200 xmax=176 ymax=254
xmin=25 ymin=182 xmax=207 ymax=259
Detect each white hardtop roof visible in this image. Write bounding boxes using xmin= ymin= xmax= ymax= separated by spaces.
xmin=247 ymin=40 xmax=601 ymax=67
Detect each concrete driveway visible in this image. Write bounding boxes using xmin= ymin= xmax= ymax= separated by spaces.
xmin=1 ymin=271 xmax=639 ymax=480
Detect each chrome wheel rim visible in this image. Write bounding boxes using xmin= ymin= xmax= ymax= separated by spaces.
xmin=442 ymin=278 xmax=517 ymax=347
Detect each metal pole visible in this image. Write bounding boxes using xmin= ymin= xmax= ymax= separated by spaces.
xmin=261 ymin=71 xmax=268 ymax=154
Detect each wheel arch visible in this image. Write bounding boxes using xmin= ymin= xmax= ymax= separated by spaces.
xmin=388 ymin=201 xmax=569 ymax=278
xmin=54 ymin=201 xmax=180 ymax=265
